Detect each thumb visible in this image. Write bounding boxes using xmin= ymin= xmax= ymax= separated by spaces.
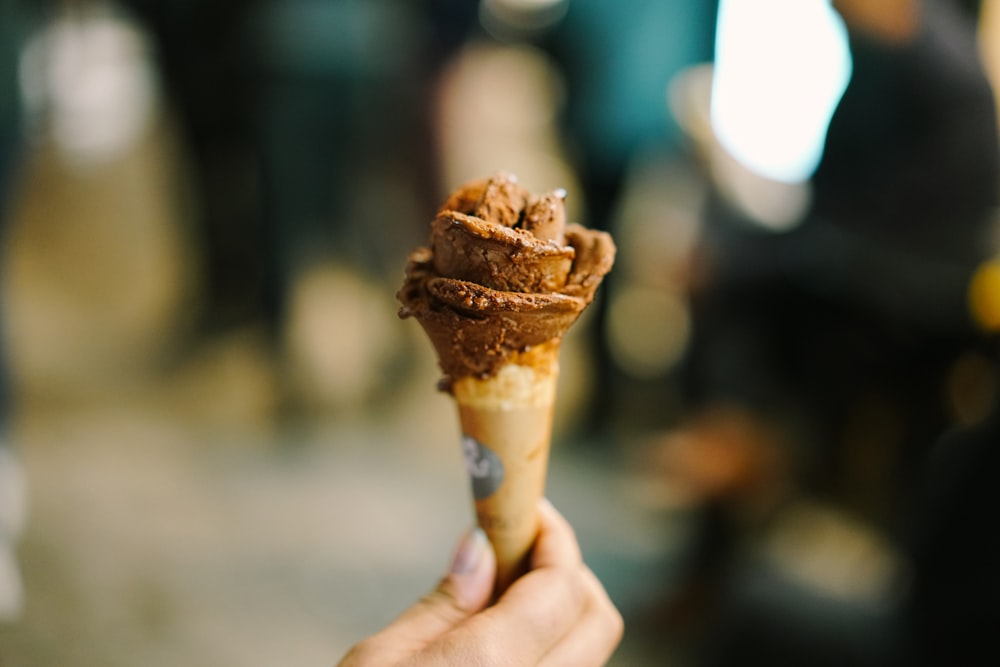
xmin=380 ymin=527 xmax=496 ymax=649
xmin=432 ymin=526 xmax=496 ymax=614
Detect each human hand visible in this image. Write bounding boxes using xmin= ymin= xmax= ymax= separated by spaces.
xmin=337 ymin=498 xmax=623 ymax=666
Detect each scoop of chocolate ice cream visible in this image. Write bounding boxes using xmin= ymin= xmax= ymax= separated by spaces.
xmin=398 ymin=172 xmax=616 ymax=389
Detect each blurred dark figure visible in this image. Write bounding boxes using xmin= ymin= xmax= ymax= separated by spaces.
xmin=0 ymin=0 xmax=37 ymax=622
xmin=544 ymin=0 xmax=716 ymax=229
xmin=956 ymin=0 xmax=985 ymax=20
xmin=901 ymin=382 xmax=1000 ymax=666
xmin=666 ymin=0 xmax=1000 ymax=664
xmin=118 ymin=0 xmax=267 ymax=337
xmin=0 ymin=2 xmax=26 ymax=422
xmin=535 ymin=0 xmax=718 ymax=433
xmin=679 ymin=0 xmax=997 ymax=531
xmin=693 ymin=382 xmax=1000 ymax=667
xmin=118 ymin=0 xmax=477 ymax=350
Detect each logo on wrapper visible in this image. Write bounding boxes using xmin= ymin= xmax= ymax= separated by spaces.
xmin=462 ymin=435 xmax=504 ymax=499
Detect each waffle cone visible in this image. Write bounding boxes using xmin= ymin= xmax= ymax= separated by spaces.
xmin=452 ymin=340 xmax=560 ymax=593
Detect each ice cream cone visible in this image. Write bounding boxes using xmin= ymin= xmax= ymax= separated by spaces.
xmin=398 ymin=172 xmax=615 ymax=594
xmin=452 ymin=340 xmax=560 ymax=593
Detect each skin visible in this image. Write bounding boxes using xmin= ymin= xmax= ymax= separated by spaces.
xmin=337 ymin=499 xmax=624 ymax=667
xmin=833 ymin=0 xmax=921 ymax=44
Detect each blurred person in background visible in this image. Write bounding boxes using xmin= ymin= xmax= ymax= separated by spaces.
xmin=540 ymin=0 xmax=717 ymax=433
xmin=466 ymin=0 xmax=718 ymax=436
xmin=658 ymin=0 xmax=1000 ymax=664
xmin=116 ymin=0 xmax=267 ymax=340
xmin=115 ymin=0 xmax=478 ymax=414
xmin=0 ymin=0 xmax=41 ymax=623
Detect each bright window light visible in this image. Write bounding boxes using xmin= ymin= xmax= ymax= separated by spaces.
xmin=710 ymin=0 xmax=852 ymax=183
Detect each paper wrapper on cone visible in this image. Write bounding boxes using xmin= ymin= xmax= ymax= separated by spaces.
xmin=452 ymin=342 xmax=559 ymax=593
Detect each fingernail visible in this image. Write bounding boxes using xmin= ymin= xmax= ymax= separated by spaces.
xmin=450 ymin=527 xmax=488 ymax=575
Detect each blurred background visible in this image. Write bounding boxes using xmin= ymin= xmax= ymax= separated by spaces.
xmin=1 ymin=0 xmax=999 ymax=664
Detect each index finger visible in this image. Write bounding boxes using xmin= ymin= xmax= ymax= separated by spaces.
xmin=531 ymin=498 xmax=583 ymax=570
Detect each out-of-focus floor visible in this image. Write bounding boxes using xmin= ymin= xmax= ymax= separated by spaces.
xmin=0 ymin=106 xmax=688 ymax=666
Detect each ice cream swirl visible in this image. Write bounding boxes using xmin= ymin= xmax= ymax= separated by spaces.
xmin=398 ymin=173 xmax=616 ymax=389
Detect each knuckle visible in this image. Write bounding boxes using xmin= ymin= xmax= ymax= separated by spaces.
xmin=415 ymin=586 xmax=465 ymax=625
xmin=337 ymin=638 xmax=380 ymax=666
xmin=606 ymin=603 xmax=625 ymax=643
xmin=551 ymin=565 xmax=589 ymax=610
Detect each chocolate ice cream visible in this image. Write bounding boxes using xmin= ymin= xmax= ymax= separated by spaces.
xmin=398 ymin=172 xmax=616 ymax=389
